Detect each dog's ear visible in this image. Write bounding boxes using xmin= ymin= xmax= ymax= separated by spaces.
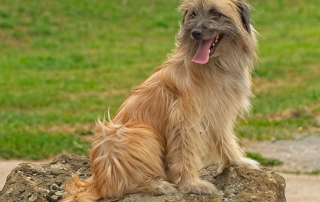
xmin=182 ymin=11 xmax=188 ymax=24
xmin=237 ymin=0 xmax=251 ymax=33
xmin=178 ymin=1 xmax=188 ymax=24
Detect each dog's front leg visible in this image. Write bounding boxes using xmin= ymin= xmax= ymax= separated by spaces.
xmin=165 ymin=122 xmax=216 ymax=195
xmin=216 ymin=128 xmax=260 ymax=173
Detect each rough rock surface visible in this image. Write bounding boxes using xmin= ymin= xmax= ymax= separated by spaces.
xmin=0 ymin=154 xmax=286 ymax=202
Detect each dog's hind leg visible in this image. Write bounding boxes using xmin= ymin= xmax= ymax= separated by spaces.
xmin=91 ymin=121 xmax=177 ymax=199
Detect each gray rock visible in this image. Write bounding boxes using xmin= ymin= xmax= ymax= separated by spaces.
xmin=0 ymin=154 xmax=286 ymax=202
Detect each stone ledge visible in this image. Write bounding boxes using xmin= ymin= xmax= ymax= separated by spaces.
xmin=0 ymin=154 xmax=286 ymax=202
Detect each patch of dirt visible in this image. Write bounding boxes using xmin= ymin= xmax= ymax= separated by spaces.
xmin=99 ymin=88 xmax=130 ymax=98
xmin=24 ymin=122 xmax=95 ymax=136
xmin=282 ymin=173 xmax=320 ymax=202
xmin=243 ymin=136 xmax=320 ymax=202
xmin=243 ymin=136 xmax=320 ymax=173
xmin=253 ymin=77 xmax=290 ymax=94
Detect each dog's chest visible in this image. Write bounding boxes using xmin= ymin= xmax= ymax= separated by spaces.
xmin=190 ymin=72 xmax=248 ymax=123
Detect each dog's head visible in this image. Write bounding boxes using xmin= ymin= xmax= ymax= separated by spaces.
xmin=177 ymin=0 xmax=256 ymax=65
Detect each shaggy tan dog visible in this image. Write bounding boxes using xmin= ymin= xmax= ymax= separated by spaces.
xmin=62 ymin=0 xmax=259 ymax=201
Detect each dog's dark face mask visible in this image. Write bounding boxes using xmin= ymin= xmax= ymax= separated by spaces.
xmin=178 ymin=0 xmax=252 ymax=65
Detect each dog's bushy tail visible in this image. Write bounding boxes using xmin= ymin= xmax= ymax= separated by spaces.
xmin=62 ymin=116 xmax=122 ymax=202
xmin=62 ymin=174 xmax=100 ymax=202
xmin=61 ymin=118 xmax=110 ymax=202
xmin=62 ymin=114 xmax=170 ymax=201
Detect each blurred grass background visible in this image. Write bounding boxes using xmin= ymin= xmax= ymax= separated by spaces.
xmin=0 ymin=0 xmax=319 ymax=159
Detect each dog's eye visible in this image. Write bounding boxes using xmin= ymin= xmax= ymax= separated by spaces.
xmin=210 ymin=9 xmax=221 ymax=18
xmin=191 ymin=11 xmax=196 ymax=17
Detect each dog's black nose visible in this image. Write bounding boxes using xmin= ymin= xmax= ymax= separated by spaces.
xmin=192 ymin=29 xmax=203 ymax=40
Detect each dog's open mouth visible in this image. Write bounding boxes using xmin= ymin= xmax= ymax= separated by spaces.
xmin=191 ymin=34 xmax=224 ymax=65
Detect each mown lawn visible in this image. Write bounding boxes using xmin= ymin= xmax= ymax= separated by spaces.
xmin=0 ymin=0 xmax=319 ymax=159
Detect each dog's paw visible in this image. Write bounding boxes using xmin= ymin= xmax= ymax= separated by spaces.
xmin=152 ymin=180 xmax=178 ymax=195
xmin=178 ymin=179 xmax=217 ymax=195
xmin=218 ymin=158 xmax=260 ymax=173
xmin=240 ymin=157 xmax=260 ymax=170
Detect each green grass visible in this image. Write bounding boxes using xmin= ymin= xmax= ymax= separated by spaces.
xmin=0 ymin=0 xmax=319 ymax=159
xmin=247 ymin=152 xmax=283 ymax=166
xmin=0 ymin=132 xmax=90 ymax=160
xmin=237 ymin=0 xmax=320 ymax=140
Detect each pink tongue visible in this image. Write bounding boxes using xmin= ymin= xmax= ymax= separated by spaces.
xmin=191 ymin=38 xmax=214 ymax=64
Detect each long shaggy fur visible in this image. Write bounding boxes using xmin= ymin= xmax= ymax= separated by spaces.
xmin=62 ymin=0 xmax=259 ymax=201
